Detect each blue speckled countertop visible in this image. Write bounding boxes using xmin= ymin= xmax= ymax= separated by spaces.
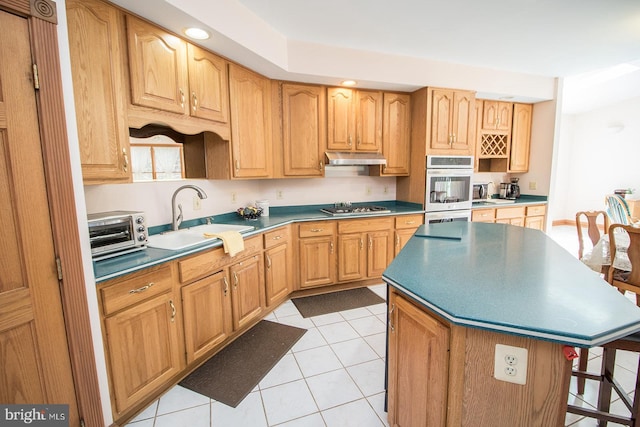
xmin=382 ymin=221 xmax=640 ymax=347
xmin=93 ymin=201 xmax=423 ymax=283
xmin=471 ymin=194 xmax=548 ymax=208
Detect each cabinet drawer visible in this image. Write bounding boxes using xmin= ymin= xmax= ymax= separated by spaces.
xmin=178 ymin=235 xmax=262 ymax=283
xmin=472 ymin=208 xmax=496 ymax=222
xmin=299 ymin=221 xmax=336 ymax=238
xmin=526 ymin=205 xmax=547 ymax=217
xmin=100 ymin=264 xmax=173 ymax=316
xmin=395 ymin=214 xmax=423 ymax=229
xmin=495 ymin=206 xmax=526 ymax=219
xmin=338 ymin=217 xmax=393 ymax=234
xmin=263 ymin=225 xmax=291 ymax=249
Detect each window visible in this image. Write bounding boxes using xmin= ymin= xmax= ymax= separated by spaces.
xmin=130 ymin=135 xmax=184 ymax=181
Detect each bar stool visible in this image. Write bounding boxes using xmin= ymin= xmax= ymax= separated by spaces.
xmin=568 ymin=331 xmax=640 ymax=426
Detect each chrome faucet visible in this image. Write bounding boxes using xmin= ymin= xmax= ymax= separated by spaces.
xmin=171 ymin=185 xmax=208 ymax=231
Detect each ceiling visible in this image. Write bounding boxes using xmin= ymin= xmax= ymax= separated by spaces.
xmin=108 ymin=0 xmax=640 ymax=113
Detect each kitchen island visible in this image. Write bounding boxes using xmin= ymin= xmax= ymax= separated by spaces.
xmin=383 ymin=222 xmax=640 ymax=426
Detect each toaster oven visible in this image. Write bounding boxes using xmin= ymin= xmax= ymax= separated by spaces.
xmin=88 ymin=211 xmax=147 ymax=260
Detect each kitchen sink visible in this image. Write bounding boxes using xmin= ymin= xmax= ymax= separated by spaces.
xmin=147 ymin=223 xmax=254 ymax=251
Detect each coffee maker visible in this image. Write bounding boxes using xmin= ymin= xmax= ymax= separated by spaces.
xmin=499 ymin=178 xmax=521 ymax=199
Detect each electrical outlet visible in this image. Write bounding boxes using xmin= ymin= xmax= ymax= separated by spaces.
xmin=529 ymin=181 xmax=537 ymax=190
xmin=231 ymin=192 xmax=237 ymax=203
xmin=276 ymin=190 xmax=284 ymax=200
xmin=384 ymin=186 xmax=389 ymax=194
xmin=366 ymin=186 xmax=372 ymax=196
xmin=494 ymin=344 xmax=528 ymax=385
xmin=193 ymin=195 xmax=202 ymax=210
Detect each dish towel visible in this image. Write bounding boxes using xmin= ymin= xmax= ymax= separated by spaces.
xmin=203 ymin=231 xmax=245 ymax=257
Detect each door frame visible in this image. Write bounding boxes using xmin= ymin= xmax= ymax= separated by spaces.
xmin=0 ymin=0 xmax=103 ymax=425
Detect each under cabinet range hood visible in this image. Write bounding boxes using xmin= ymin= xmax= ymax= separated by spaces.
xmin=325 ymin=151 xmax=387 ymax=166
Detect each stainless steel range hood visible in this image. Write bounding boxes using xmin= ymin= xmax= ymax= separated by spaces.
xmin=325 ymin=152 xmax=387 ymax=166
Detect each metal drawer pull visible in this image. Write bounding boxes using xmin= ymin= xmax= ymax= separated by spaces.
xmin=169 ymin=299 xmax=176 ymax=323
xmin=330 ymin=242 xmax=334 ymax=254
xmin=272 ymin=235 xmax=282 ymax=240
xmin=179 ymin=88 xmax=185 ymax=109
xmin=266 ymin=254 xmax=272 ymax=269
xmin=223 ymin=277 xmax=229 ymax=296
xmin=310 ymin=228 xmax=323 ymax=232
xmin=233 ymin=271 xmax=239 ymax=288
xmin=405 ymin=221 xmax=416 ymax=225
xmin=122 ymin=148 xmax=129 ymax=172
xmin=129 ymin=282 xmax=154 ymax=294
xmin=192 ymin=92 xmax=198 ymax=111
xmin=389 ymin=303 xmax=395 ymax=333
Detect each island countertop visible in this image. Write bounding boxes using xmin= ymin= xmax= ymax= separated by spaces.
xmin=382 ymin=222 xmax=640 ymax=347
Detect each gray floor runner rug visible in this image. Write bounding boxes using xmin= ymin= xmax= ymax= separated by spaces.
xmin=179 ymin=320 xmax=306 ymax=407
xmin=292 ymin=287 xmax=385 ymax=318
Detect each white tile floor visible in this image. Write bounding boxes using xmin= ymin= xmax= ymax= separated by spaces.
xmin=124 ymin=226 xmax=639 ymax=427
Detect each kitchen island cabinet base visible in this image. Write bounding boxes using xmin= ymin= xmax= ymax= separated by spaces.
xmin=387 ymin=289 xmax=571 ymax=427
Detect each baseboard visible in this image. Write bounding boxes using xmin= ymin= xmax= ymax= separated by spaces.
xmin=552 ymin=218 xmax=605 ymax=232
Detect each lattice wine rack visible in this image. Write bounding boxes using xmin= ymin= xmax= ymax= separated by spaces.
xmin=479 ymin=133 xmax=508 ymax=157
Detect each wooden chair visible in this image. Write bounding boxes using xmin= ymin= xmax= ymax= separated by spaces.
xmin=605 ymin=194 xmax=633 ymax=225
xmin=574 ymin=211 xmax=609 ymax=394
xmin=568 ymin=331 xmax=640 ymax=427
xmin=607 ymin=223 xmax=640 ymax=305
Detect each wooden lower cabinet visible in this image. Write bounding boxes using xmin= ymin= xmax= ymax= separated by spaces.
xmin=394 ymin=214 xmax=423 ymax=256
xmin=337 ymin=218 xmax=393 ymax=282
xmin=387 ymin=288 xmax=571 ymax=426
xmin=472 ymin=204 xmax=547 ymax=231
xmin=298 ymin=221 xmax=337 ymax=289
xmin=265 ymin=242 xmax=292 ymax=306
xmin=181 ymin=270 xmax=232 ymax=364
xmin=104 ymin=291 xmax=183 ymax=415
xmin=388 ymin=291 xmax=449 ymax=427
xmin=230 ymin=254 xmax=266 ymax=330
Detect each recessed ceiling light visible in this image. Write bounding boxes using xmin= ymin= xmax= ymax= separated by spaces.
xmin=341 ymin=80 xmax=357 ymax=87
xmin=184 ymin=27 xmax=210 ymax=40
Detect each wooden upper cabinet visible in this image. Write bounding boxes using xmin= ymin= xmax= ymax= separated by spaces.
xmin=66 ymin=0 xmax=131 ymax=184
xmin=482 ymin=101 xmax=512 ymax=131
xmin=228 ymin=64 xmax=273 ymax=178
xmin=356 ymin=90 xmax=383 ymax=152
xmin=281 ymin=83 xmax=326 ymax=177
xmin=126 ymin=15 xmax=188 ymax=115
xmin=125 ymin=15 xmax=230 ymax=133
xmin=381 ymin=93 xmax=411 ymax=175
xmin=429 ymin=88 xmax=475 ymax=154
xmin=509 ymin=103 xmax=532 ymax=173
xmin=327 ymin=87 xmax=355 ymax=150
xmin=187 ymin=44 xmax=229 ymax=123
xmin=327 ymin=88 xmax=382 ymax=152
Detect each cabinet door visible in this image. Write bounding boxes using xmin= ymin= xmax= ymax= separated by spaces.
xmin=338 ymin=233 xmax=365 ymax=282
xmin=230 ymin=255 xmax=265 ymax=330
xmin=381 ymin=93 xmax=411 ymax=176
xmin=228 ymin=64 xmax=273 ymax=178
xmin=355 ymin=90 xmax=383 ymax=152
xmin=181 ymin=271 xmax=232 ymax=364
xmin=395 ymin=229 xmax=417 ymax=256
xmin=451 ymin=90 xmax=475 ymax=151
xmin=187 ymin=44 xmax=229 ymax=123
xmin=104 ymin=292 xmax=183 ymax=414
xmin=327 ymin=87 xmax=355 ymax=150
xmin=482 ymin=101 xmax=512 ymax=131
xmin=126 ymin=16 xmax=188 ymax=114
xmin=299 ymin=236 xmax=336 ymax=288
xmin=67 ymin=0 xmax=130 ymax=184
xmin=282 ymin=83 xmax=326 ymax=176
xmin=525 ymin=216 xmax=545 ymax=230
xmin=509 ymin=103 xmax=532 ymax=173
xmin=387 ymin=292 xmax=449 ymax=427
xmin=367 ymin=231 xmax=392 ymax=277
xmin=265 ymin=243 xmax=292 ymax=307
xmin=430 ymin=89 xmax=454 ymax=150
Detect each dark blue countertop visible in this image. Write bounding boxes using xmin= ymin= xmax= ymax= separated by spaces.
xmin=93 ymin=201 xmax=424 ymax=283
xmin=383 ymin=221 xmax=640 ymax=347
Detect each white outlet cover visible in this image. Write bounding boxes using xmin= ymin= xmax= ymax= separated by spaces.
xmin=494 ymin=344 xmax=528 ymax=385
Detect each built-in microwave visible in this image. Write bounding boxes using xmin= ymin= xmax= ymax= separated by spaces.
xmin=88 ymin=211 xmax=147 ymax=260
xmin=425 ymin=155 xmax=474 ymax=212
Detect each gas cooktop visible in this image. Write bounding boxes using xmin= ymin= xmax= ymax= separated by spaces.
xmin=320 ymin=204 xmax=391 ymax=216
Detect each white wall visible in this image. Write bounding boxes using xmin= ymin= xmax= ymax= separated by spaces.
xmin=84 ymin=173 xmax=397 ymax=227
xmin=552 ymin=96 xmax=640 ymax=221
